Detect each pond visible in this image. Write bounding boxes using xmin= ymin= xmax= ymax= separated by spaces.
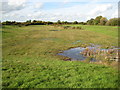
xmin=57 ymin=45 xmax=119 ymax=62
xmin=58 ymin=47 xmax=96 ymax=62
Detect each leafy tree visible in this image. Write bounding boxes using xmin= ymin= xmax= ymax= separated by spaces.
xmin=64 ymin=21 xmax=68 ymax=24
xmin=61 ymin=21 xmax=68 ymax=24
xmin=87 ymin=18 xmax=94 ymax=25
xmin=79 ymin=22 xmax=86 ymax=25
xmin=73 ymin=21 xmax=78 ymax=24
xmin=106 ymin=18 xmax=118 ymax=26
xmin=26 ymin=20 xmax=31 ymax=23
xmin=46 ymin=21 xmax=53 ymax=25
xmin=94 ymin=16 xmax=103 ymax=25
xmin=99 ymin=17 xmax=108 ymax=25
xmin=33 ymin=20 xmax=37 ymax=23
xmin=57 ymin=20 xmax=61 ymax=24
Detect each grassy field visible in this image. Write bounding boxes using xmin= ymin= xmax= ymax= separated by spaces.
xmin=2 ymin=25 xmax=118 ymax=88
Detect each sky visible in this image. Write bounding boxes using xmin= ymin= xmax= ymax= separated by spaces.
xmin=1 ymin=0 xmax=119 ymax=22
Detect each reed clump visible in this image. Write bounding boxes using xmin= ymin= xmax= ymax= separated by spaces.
xmin=80 ymin=47 xmax=119 ymax=62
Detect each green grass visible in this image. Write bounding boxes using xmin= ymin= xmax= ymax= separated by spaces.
xmin=2 ymin=25 xmax=118 ymax=88
xmin=64 ymin=24 xmax=118 ymax=38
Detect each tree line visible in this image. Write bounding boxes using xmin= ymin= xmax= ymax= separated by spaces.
xmin=1 ymin=16 xmax=119 ymax=26
xmin=86 ymin=16 xmax=119 ymax=26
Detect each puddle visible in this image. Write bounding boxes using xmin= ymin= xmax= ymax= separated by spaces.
xmin=57 ymin=45 xmax=119 ymax=62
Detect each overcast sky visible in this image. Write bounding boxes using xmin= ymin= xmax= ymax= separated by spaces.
xmin=1 ymin=0 xmax=119 ymax=22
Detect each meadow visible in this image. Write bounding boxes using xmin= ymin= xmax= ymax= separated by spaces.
xmin=2 ymin=25 xmax=118 ymax=88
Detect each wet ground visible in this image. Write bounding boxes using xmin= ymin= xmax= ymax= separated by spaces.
xmin=57 ymin=44 xmax=119 ymax=62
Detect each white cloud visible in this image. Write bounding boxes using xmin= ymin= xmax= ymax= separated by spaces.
xmin=63 ymin=0 xmax=69 ymax=4
xmin=89 ymin=4 xmax=113 ymax=16
xmin=8 ymin=0 xmax=27 ymax=6
xmin=34 ymin=3 xmax=43 ymax=8
xmin=111 ymin=10 xmax=118 ymax=18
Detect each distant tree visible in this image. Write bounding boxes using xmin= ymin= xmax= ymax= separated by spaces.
xmin=2 ymin=21 xmax=5 ymax=25
xmin=61 ymin=21 xmax=68 ymax=24
xmin=2 ymin=21 xmax=16 ymax=25
xmin=64 ymin=21 xmax=68 ymax=24
xmin=24 ymin=20 xmax=32 ymax=26
xmin=94 ymin=16 xmax=103 ymax=25
xmin=57 ymin=20 xmax=61 ymax=24
xmin=46 ymin=21 xmax=53 ymax=25
xmin=26 ymin=20 xmax=31 ymax=23
xmin=87 ymin=18 xmax=94 ymax=25
xmin=61 ymin=21 xmax=65 ymax=24
xmin=5 ymin=21 xmax=12 ymax=25
xmin=79 ymin=22 xmax=86 ymax=25
xmin=83 ymin=22 xmax=86 ymax=25
xmin=106 ymin=18 xmax=118 ymax=26
xmin=99 ymin=17 xmax=108 ymax=25
xmin=33 ymin=20 xmax=37 ymax=23
xmin=73 ymin=21 xmax=78 ymax=24
xmin=79 ymin=22 xmax=84 ymax=24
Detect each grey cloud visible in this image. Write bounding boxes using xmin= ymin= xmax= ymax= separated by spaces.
xmin=1 ymin=2 xmax=26 ymax=14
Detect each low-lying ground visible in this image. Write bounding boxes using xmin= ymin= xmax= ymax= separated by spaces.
xmin=2 ymin=25 xmax=118 ymax=88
